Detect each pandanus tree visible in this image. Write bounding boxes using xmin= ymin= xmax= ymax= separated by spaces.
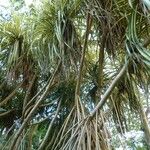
xmin=0 ymin=0 xmax=150 ymax=149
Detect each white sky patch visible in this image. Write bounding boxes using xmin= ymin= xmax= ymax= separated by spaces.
xmin=25 ymin=0 xmax=33 ymax=6
xmin=0 ymin=0 xmax=37 ymax=7
xmin=25 ymin=0 xmax=41 ymax=7
xmin=0 ymin=0 xmax=10 ymax=7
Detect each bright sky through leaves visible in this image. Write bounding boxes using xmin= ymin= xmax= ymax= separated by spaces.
xmin=0 ymin=0 xmax=10 ymax=7
xmin=0 ymin=0 xmax=33 ymax=7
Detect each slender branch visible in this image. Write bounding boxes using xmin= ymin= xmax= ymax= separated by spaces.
xmin=0 ymin=81 xmax=5 ymax=90
xmin=27 ymin=125 xmax=38 ymax=150
xmin=75 ymin=12 xmax=92 ymax=100
xmin=143 ymin=36 xmax=150 ymax=47
xmin=31 ymin=116 xmax=52 ymax=126
xmin=23 ymin=80 xmax=48 ymax=114
xmin=90 ymin=35 xmax=150 ymax=117
xmin=139 ymin=101 xmax=150 ymax=147
xmin=24 ymin=101 xmax=55 ymax=118
xmin=90 ymin=62 xmax=128 ymax=117
xmin=0 ymin=109 xmax=14 ymax=117
xmin=38 ymin=100 xmax=61 ymax=150
xmin=98 ymin=26 xmax=107 ymax=99
xmin=10 ymin=60 xmax=61 ymax=150
xmin=0 ymin=82 xmax=23 ymax=107
xmin=23 ymin=77 xmax=58 ymax=116
xmin=22 ymin=75 xmax=37 ymax=116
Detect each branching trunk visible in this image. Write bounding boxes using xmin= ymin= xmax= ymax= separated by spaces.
xmin=10 ymin=60 xmax=61 ymax=150
xmin=13 ymin=75 xmax=37 ymax=150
